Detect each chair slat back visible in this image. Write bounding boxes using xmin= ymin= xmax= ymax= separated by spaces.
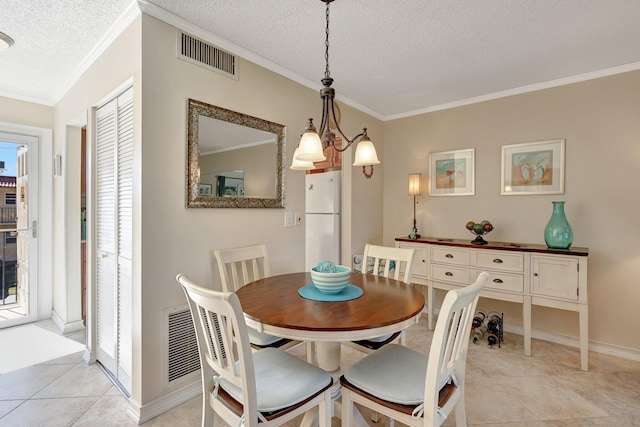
xmin=177 ymin=274 xmax=258 ymax=415
xmin=214 ymin=244 xmax=271 ymax=292
xmin=362 ymin=244 xmax=415 ymax=283
xmin=423 ymin=272 xmax=489 ymax=421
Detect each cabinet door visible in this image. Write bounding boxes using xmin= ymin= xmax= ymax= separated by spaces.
xmin=397 ymin=243 xmax=428 ymax=278
xmin=531 ymin=255 xmax=579 ymax=301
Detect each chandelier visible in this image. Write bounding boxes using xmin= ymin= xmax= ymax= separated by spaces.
xmin=290 ymin=0 xmax=380 ymax=178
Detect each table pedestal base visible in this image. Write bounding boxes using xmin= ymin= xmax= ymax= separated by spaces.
xmin=300 ymin=341 xmax=369 ymax=427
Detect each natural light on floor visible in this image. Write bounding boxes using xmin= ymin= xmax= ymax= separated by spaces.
xmin=0 ymin=324 xmax=85 ymax=374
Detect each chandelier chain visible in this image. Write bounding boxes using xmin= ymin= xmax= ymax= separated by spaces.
xmin=324 ymin=1 xmax=331 ymax=79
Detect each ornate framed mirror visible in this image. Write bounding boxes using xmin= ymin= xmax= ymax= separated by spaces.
xmin=186 ymin=99 xmax=286 ymax=208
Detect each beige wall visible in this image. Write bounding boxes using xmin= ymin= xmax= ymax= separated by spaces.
xmin=383 ymin=70 xmax=640 ymax=351
xmin=139 ymin=14 xmax=383 ymax=405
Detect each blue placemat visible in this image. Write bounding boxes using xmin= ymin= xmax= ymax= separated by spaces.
xmin=298 ymin=284 xmax=363 ymax=302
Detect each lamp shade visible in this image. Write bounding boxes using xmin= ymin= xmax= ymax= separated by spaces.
xmin=408 ymin=173 xmax=421 ymax=195
xmin=353 ymin=139 xmax=380 ymax=166
xmin=296 ymin=130 xmax=326 ymax=161
xmin=290 ymin=147 xmax=315 ymax=170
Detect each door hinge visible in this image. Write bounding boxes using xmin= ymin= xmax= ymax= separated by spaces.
xmin=32 ymin=220 xmax=37 ymax=238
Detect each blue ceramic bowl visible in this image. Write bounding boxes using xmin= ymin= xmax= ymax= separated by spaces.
xmin=310 ymin=265 xmax=351 ymax=294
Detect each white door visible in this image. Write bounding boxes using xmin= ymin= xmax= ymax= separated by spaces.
xmin=0 ymin=132 xmax=39 ymax=328
xmin=95 ymin=87 xmax=133 ymax=393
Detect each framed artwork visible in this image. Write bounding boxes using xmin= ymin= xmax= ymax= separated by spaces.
xmin=429 ymin=148 xmax=475 ymax=196
xmin=198 ymin=183 xmax=213 ymax=196
xmin=501 ymin=139 xmax=565 ymax=195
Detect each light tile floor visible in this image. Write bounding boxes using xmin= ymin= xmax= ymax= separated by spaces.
xmin=1 ymin=316 xmax=640 ymax=426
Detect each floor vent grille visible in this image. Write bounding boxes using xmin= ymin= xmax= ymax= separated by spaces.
xmin=177 ymin=31 xmax=237 ymax=79
xmin=166 ymin=305 xmax=200 ymax=383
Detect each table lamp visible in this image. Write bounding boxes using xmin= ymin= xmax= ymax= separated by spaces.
xmin=408 ymin=173 xmax=421 ymax=239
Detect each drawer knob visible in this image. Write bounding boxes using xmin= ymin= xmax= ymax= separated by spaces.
xmin=534 ymin=273 xmax=539 ymax=277
xmin=493 ymin=278 xmax=504 ymax=284
xmin=445 ymin=254 xmax=454 ymax=258
xmin=422 ymin=259 xmax=425 ymax=262
xmin=493 ymin=258 xmax=503 ymax=263
xmin=445 ymin=271 xmax=453 ymax=276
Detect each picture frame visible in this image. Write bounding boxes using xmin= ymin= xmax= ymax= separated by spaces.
xmin=429 ymin=148 xmax=475 ymax=196
xmin=198 ymin=183 xmax=213 ymax=196
xmin=501 ymin=139 xmax=565 ymax=195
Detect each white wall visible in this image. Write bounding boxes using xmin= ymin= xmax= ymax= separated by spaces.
xmin=383 ymin=70 xmax=640 ymax=352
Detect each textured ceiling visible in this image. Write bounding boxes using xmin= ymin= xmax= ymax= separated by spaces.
xmin=1 ymin=0 xmax=640 ymax=118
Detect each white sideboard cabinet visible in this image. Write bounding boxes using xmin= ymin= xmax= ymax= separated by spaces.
xmin=396 ymin=236 xmax=589 ymax=371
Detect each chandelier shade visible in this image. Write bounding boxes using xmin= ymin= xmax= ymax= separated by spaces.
xmin=290 ymin=147 xmax=316 ymax=170
xmin=290 ymin=0 xmax=380 ymax=178
xmin=353 ymin=136 xmax=380 ymax=167
xmin=295 ymin=119 xmax=326 ymax=162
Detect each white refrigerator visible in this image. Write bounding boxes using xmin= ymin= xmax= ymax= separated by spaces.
xmin=305 ymin=170 xmax=341 ymax=270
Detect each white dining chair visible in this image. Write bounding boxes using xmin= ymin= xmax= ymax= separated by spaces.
xmin=177 ymin=274 xmax=333 ymax=427
xmin=213 ymin=244 xmax=309 ymax=356
xmin=344 ymin=243 xmax=416 ymax=354
xmin=340 ymin=272 xmax=490 ymax=427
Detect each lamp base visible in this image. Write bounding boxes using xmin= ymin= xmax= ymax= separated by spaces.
xmin=409 ymin=228 xmax=421 ymax=240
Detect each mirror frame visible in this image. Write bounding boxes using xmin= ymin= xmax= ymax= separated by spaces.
xmin=186 ymin=99 xmax=286 ymax=208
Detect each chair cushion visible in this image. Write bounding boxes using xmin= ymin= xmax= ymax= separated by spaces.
xmin=218 ymin=348 xmax=331 ymax=412
xmin=247 ymin=327 xmax=283 ymax=346
xmin=344 ymin=344 xmax=426 ymax=405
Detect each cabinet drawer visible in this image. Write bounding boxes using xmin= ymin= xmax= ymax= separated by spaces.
xmin=431 ymin=247 xmax=469 ymax=266
xmin=472 ymin=250 xmax=524 ymax=272
xmin=471 ymin=269 xmax=523 ymax=293
xmin=431 ymin=264 xmax=470 ymax=285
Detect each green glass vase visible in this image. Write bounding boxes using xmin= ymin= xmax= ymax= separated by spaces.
xmin=544 ymin=201 xmax=573 ymax=249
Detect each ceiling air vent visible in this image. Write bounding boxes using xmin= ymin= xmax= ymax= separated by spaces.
xmin=178 ymin=31 xmax=238 ymax=79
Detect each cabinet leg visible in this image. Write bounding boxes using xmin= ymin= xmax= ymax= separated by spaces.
xmin=523 ymin=296 xmax=532 ymax=357
xmin=579 ymin=304 xmax=589 ymax=371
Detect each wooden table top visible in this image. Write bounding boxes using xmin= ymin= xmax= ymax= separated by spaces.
xmin=236 ymin=272 xmax=425 ymax=334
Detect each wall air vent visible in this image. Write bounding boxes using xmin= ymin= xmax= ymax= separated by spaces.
xmin=177 ymin=31 xmax=238 ymax=79
xmin=164 ymin=305 xmax=200 ymax=384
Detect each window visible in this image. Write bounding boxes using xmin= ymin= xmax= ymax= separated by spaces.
xmin=4 ymin=193 xmax=16 ymax=205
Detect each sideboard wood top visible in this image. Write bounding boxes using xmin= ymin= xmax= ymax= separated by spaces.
xmin=395 ymin=236 xmax=589 ymax=256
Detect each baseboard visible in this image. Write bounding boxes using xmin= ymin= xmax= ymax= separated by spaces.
xmin=51 ymin=311 xmax=85 ymax=333
xmin=427 ymin=307 xmax=640 ymax=363
xmin=126 ymin=380 xmax=201 ymax=424
xmin=502 ymin=323 xmax=640 ymax=363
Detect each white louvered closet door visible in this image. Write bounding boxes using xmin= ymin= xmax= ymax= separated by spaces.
xmin=96 ymin=87 xmax=133 ymax=394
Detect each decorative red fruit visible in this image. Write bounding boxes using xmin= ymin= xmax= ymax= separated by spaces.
xmin=483 ymin=222 xmax=493 ymax=232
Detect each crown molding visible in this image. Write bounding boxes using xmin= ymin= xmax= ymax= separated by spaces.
xmin=386 ymin=61 xmax=640 ymax=121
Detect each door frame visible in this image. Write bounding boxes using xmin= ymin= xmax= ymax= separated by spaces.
xmin=0 ymin=121 xmax=52 ymax=328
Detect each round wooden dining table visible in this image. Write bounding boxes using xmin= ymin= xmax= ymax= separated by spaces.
xmin=236 ymin=271 xmax=425 ymax=372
